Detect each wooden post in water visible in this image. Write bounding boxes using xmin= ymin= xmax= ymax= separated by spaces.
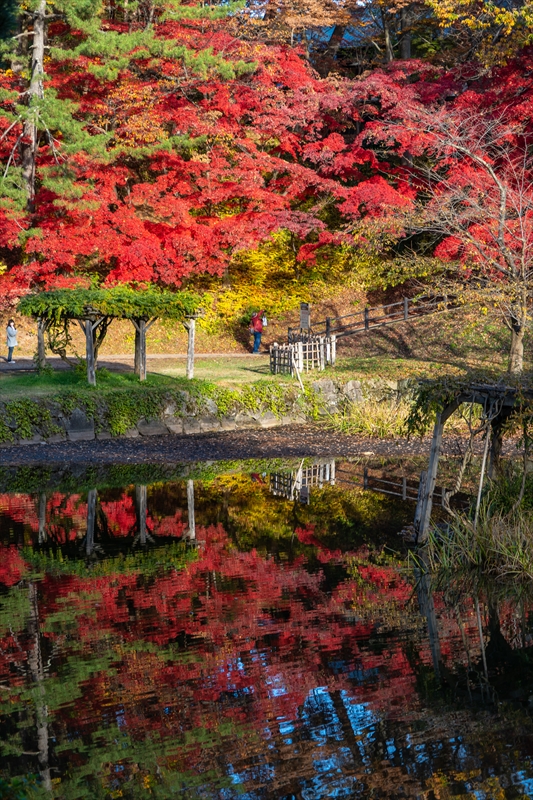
xmin=415 ymin=553 xmax=442 ymax=678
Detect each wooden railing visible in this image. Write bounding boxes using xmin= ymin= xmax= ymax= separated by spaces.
xmin=288 ymin=295 xmax=451 ymax=341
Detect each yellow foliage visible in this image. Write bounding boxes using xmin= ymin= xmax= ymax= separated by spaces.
xmin=198 ymin=231 xmax=396 ymax=333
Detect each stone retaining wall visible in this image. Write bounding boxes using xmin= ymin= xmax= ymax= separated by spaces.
xmin=0 ymin=378 xmax=410 ymax=447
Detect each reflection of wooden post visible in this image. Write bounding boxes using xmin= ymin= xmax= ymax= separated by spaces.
xmin=84 ymin=320 xmax=96 ymax=387
xmin=187 ymin=479 xmax=195 ymax=540
xmin=37 ymin=318 xmax=48 ymax=369
xmin=132 ymin=318 xmax=157 ymax=382
xmin=136 ymin=485 xmax=148 ymax=544
xmin=38 ymin=492 xmax=47 ymax=544
xmin=28 ymin=581 xmax=52 ymax=792
xmin=86 ymin=489 xmax=97 ymax=556
xmin=415 ymin=557 xmax=441 ymax=679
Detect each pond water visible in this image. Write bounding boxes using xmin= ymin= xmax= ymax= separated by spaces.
xmin=1 ymin=459 xmax=533 ymax=799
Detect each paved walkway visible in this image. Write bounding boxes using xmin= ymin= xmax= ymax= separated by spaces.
xmin=0 ymin=352 xmax=268 ymax=372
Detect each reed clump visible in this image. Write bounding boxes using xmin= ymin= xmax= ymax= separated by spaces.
xmin=427 ymin=503 xmax=533 ymax=581
xmin=326 ymin=398 xmax=411 ymax=439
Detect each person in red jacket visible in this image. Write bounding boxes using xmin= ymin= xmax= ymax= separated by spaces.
xmin=250 ymin=311 xmax=265 ymax=353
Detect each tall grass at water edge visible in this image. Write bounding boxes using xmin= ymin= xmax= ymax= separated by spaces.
xmin=426 ymin=505 xmax=533 ymax=580
xmin=325 ymin=398 xmax=480 ymax=439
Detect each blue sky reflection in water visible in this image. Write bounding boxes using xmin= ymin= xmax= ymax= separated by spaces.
xmin=1 ymin=462 xmax=533 ymax=798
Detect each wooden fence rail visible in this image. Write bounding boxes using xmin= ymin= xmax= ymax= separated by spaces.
xmin=288 ymin=295 xmax=451 ymax=341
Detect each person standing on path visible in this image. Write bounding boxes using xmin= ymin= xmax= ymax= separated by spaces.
xmin=6 ymin=319 xmax=17 ymax=363
xmin=250 ymin=311 xmax=265 ymax=354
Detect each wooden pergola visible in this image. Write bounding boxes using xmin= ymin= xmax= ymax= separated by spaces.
xmin=414 ymin=383 xmax=533 ymax=542
xmin=19 ymin=287 xmax=201 ymax=386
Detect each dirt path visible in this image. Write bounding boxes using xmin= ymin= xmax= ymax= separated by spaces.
xmin=0 ymin=424 xmax=510 ymax=467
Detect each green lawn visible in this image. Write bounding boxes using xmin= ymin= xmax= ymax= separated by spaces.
xmin=0 ymin=356 xmax=294 ymax=399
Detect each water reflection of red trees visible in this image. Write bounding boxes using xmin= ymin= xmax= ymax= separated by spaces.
xmin=2 ymin=487 xmax=531 ymax=796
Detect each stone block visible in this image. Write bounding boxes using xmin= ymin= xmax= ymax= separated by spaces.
xmin=204 ymin=398 xmax=218 ymax=415
xmin=166 ymin=419 xmax=184 ymax=434
xmin=258 ymin=411 xmax=280 ymax=429
xmin=235 ymin=413 xmax=256 ymax=429
xmin=219 ymin=416 xmax=237 ymax=431
xmin=68 ymin=429 xmax=95 ymax=442
xmin=163 ymin=401 xmax=177 ymax=417
xmin=137 ymin=418 xmax=168 ymax=437
xmin=18 ymin=434 xmax=43 ymax=446
xmin=199 ymin=416 xmax=221 ymax=433
xmin=312 ymin=379 xmax=339 ymax=412
xmin=96 ymin=431 xmax=113 ymax=440
xmin=63 ymin=408 xmax=95 ymax=441
xmin=343 ymin=380 xmax=363 ymax=404
xmin=183 ymin=419 xmax=201 ymax=435
xmin=45 ymin=433 xmax=66 ymax=443
xmin=122 ymin=427 xmax=140 ymax=438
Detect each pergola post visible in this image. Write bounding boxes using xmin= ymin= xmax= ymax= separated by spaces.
xmin=183 ymin=313 xmax=202 ymax=380
xmin=36 ymin=318 xmax=48 ymax=369
xmin=132 ymin=318 xmax=157 ymax=381
xmin=84 ymin=319 xmax=97 ymax=387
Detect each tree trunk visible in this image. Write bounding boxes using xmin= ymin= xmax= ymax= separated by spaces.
xmin=399 ymin=8 xmax=411 ymax=59
xmin=381 ymin=11 xmax=394 ymax=62
xmin=20 ymin=0 xmax=46 ymax=210
xmin=508 ymin=319 xmax=525 ymax=374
